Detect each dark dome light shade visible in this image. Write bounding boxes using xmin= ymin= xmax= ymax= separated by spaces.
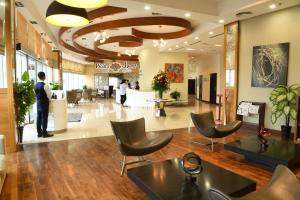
xmin=46 ymin=1 xmax=89 ymax=27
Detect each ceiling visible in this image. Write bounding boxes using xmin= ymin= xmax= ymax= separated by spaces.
xmin=16 ymin=0 xmax=300 ymax=63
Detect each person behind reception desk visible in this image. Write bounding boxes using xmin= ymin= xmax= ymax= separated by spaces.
xmin=34 ymin=72 xmax=53 ymax=138
xmin=120 ymin=79 xmax=128 ymax=107
xmin=135 ymin=81 xmax=140 ymax=90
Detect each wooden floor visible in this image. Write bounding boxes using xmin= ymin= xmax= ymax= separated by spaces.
xmin=1 ymin=127 xmax=300 ymax=200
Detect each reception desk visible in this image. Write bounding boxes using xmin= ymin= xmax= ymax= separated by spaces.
xmin=115 ymin=89 xmax=155 ymax=108
xmin=49 ymin=99 xmax=67 ymax=133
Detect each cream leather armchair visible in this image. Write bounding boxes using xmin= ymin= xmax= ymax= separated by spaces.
xmin=0 ymin=135 xmax=6 ymax=193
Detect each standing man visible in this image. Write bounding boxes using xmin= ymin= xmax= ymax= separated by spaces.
xmin=35 ymin=72 xmax=53 ymax=138
xmin=119 ymin=79 xmax=127 ymax=107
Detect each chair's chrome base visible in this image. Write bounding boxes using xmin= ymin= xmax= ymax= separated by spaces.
xmin=120 ymin=156 xmax=150 ymax=176
xmin=192 ymin=138 xmax=219 ymax=152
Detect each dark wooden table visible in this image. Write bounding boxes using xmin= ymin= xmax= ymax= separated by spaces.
xmin=127 ymin=158 xmax=256 ymax=200
xmin=224 ymin=136 xmax=300 ymax=169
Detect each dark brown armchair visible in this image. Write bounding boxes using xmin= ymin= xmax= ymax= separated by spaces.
xmin=110 ymin=118 xmax=173 ymax=176
xmin=191 ymin=111 xmax=242 ymax=151
xmin=208 ymin=165 xmax=300 ymax=200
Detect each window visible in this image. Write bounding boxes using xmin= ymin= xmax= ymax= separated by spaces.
xmin=0 ymin=54 xmax=7 ymax=88
xmin=16 ymin=52 xmax=28 ymax=82
xmin=63 ymin=72 xmax=84 ymax=90
xmin=53 ymin=68 xmax=59 ymax=82
xmin=226 ymin=69 xmax=235 ymax=87
xmin=28 ymin=57 xmax=36 ymax=82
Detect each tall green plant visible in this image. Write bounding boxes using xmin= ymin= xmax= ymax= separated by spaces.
xmin=14 ymin=71 xmax=36 ymax=127
xmin=269 ymin=84 xmax=300 ymax=127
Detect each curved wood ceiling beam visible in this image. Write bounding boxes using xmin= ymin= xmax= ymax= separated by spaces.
xmin=58 ymin=6 xmax=128 ymax=59
xmin=93 ymin=35 xmax=142 ymax=56
xmin=132 ymin=28 xmax=192 ymax=40
xmin=72 ymin=17 xmax=192 ymax=40
xmin=86 ymin=55 xmax=139 ymax=62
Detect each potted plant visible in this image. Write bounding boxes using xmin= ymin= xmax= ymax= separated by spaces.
xmin=170 ymin=90 xmax=181 ymax=100
xmin=270 ymin=84 xmax=300 ymax=139
xmin=14 ymin=71 xmax=36 ymax=143
xmin=50 ymin=82 xmax=60 ymax=90
xmin=152 ymin=71 xmax=170 ymax=99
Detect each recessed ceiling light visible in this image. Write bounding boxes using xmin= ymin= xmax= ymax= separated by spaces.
xmin=269 ymin=4 xmax=276 ymax=9
xmin=176 ymin=45 xmax=179 ymax=48
xmin=144 ymin=5 xmax=151 ymax=10
xmin=215 ymin=44 xmax=222 ymax=47
xmin=194 ymin=36 xmax=199 ymax=40
xmin=168 ymin=48 xmax=172 ymax=51
xmin=209 ymin=31 xmax=214 ymax=35
xmin=185 ymin=13 xmax=191 ymax=18
xmin=184 ymin=41 xmax=188 ymax=44
xmin=218 ymin=19 xmax=224 ymax=24
xmin=0 ymin=2 xmax=5 ymax=6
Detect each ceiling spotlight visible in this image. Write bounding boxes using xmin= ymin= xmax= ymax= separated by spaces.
xmin=56 ymin=0 xmax=107 ymax=9
xmin=269 ymin=4 xmax=276 ymax=9
xmin=194 ymin=36 xmax=199 ymax=40
xmin=46 ymin=1 xmax=89 ymax=27
xmin=215 ymin=44 xmax=222 ymax=47
xmin=175 ymin=45 xmax=179 ymax=48
xmin=144 ymin=5 xmax=151 ymax=10
xmin=184 ymin=41 xmax=188 ymax=44
xmin=218 ymin=19 xmax=225 ymax=24
xmin=209 ymin=31 xmax=214 ymax=35
xmin=185 ymin=13 xmax=191 ymax=18
xmin=186 ymin=48 xmax=196 ymax=51
xmin=168 ymin=48 xmax=172 ymax=51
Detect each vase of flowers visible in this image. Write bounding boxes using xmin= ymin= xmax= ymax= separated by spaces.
xmin=152 ymin=71 xmax=170 ymax=99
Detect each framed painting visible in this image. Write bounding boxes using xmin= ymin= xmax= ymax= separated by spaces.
xmin=251 ymin=43 xmax=289 ymax=88
xmin=165 ymin=63 xmax=184 ymax=83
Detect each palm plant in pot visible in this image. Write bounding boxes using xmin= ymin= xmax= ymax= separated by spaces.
xmin=14 ymin=71 xmax=36 ymax=143
xmin=270 ymin=84 xmax=300 ymax=139
xmin=152 ymin=71 xmax=170 ymax=99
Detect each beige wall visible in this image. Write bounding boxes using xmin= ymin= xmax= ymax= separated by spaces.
xmin=238 ymin=5 xmax=300 ymax=130
xmin=190 ymin=54 xmax=223 ymax=102
xmin=139 ymin=48 xmax=189 ymax=101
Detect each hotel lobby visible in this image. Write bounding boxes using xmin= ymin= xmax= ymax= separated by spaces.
xmin=1 ymin=0 xmax=300 ymax=199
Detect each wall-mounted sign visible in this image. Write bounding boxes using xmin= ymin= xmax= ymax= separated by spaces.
xmin=96 ymin=61 xmax=139 ymax=73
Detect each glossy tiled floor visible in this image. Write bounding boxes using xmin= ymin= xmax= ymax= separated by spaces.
xmin=22 ymin=98 xmax=218 ymax=144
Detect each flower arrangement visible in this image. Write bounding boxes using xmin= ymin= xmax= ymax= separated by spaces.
xmin=152 ymin=71 xmax=170 ymax=98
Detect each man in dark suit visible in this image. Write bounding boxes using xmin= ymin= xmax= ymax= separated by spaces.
xmin=35 ymin=72 xmax=53 ymax=138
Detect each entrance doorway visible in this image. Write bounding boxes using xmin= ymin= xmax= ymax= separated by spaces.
xmin=198 ymin=75 xmax=203 ymax=101
xmin=188 ymin=79 xmax=196 ymax=95
xmin=209 ymin=73 xmax=217 ymax=104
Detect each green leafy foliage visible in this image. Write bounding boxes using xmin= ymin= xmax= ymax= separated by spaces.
xmin=82 ymin=85 xmax=88 ymax=90
xmin=50 ymin=82 xmax=60 ymax=90
xmin=269 ymin=84 xmax=300 ymax=126
xmin=14 ymin=71 xmax=36 ymax=127
xmin=170 ymin=90 xmax=181 ymax=100
xmin=152 ymin=71 xmax=170 ymax=93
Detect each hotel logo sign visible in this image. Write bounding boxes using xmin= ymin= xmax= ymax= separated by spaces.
xmin=96 ymin=61 xmax=139 ymax=73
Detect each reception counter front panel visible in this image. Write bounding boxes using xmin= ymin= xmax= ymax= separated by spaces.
xmin=115 ymin=89 xmax=155 ymax=108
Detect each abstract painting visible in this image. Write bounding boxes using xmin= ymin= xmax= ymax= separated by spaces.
xmin=165 ymin=63 xmax=184 ymax=83
xmin=251 ymin=43 xmax=289 ymax=88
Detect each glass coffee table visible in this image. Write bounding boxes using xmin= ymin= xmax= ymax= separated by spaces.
xmin=127 ymin=158 xmax=256 ymax=200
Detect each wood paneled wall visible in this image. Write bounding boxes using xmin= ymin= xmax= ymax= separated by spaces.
xmin=16 ymin=11 xmax=58 ymax=67
xmin=62 ymin=59 xmax=86 ymax=74
xmin=0 ymin=0 xmax=17 ymax=152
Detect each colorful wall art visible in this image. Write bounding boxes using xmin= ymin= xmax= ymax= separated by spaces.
xmin=165 ymin=63 xmax=184 ymax=83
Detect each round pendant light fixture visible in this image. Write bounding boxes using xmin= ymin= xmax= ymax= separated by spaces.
xmin=56 ymin=0 xmax=108 ymax=8
xmin=46 ymin=1 xmax=89 ymax=27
